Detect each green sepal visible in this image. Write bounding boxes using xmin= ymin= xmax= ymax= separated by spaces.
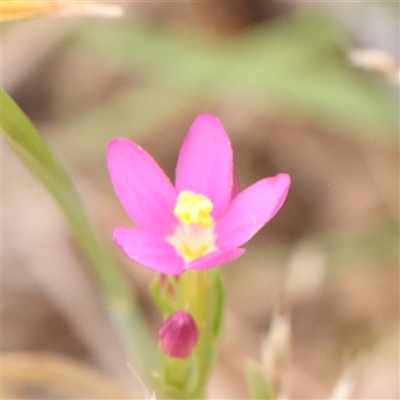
xmin=157 ymin=349 xmax=200 ymax=400
xmin=150 ymin=274 xmax=180 ymax=316
xmin=211 ymin=269 xmax=225 ymax=338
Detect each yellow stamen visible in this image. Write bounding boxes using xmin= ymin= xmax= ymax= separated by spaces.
xmin=173 ymin=191 xmax=214 ymax=228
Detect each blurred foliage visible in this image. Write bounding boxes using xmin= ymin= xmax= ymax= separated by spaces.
xmin=246 ymin=360 xmax=274 ymax=400
xmin=58 ymin=10 xmax=398 ymax=156
xmin=321 ymin=219 xmax=399 ymax=274
xmin=2 ymin=352 xmax=131 ymax=399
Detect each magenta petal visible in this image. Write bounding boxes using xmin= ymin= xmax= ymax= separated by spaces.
xmin=107 ymin=138 xmax=178 ymax=236
xmin=231 ymin=169 xmax=240 ymax=200
xmin=113 ymin=228 xmax=184 ymax=275
xmin=215 ymin=173 xmax=291 ymax=250
xmin=158 ymin=311 xmax=199 ymax=358
xmin=175 ymin=114 xmax=233 ymax=218
xmin=186 ymin=248 xmax=245 ymax=271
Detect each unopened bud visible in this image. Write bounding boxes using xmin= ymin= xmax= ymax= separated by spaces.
xmin=158 ymin=310 xmax=198 ymax=358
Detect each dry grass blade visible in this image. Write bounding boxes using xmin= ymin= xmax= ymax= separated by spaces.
xmin=2 ymin=352 xmax=133 ymax=399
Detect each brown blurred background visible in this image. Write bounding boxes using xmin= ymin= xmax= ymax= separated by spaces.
xmin=2 ymin=1 xmax=399 ymax=398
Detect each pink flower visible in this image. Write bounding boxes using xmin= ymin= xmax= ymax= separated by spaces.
xmin=158 ymin=310 xmax=199 ymax=358
xmin=107 ymin=114 xmax=291 ymax=275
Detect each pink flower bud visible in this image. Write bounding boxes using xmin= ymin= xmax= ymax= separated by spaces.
xmin=158 ymin=310 xmax=199 ymax=358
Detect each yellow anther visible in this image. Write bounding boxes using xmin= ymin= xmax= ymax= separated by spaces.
xmin=174 ymin=191 xmax=214 ymax=228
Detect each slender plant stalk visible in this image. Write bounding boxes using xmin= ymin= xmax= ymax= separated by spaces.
xmin=0 ymin=88 xmax=158 ymax=385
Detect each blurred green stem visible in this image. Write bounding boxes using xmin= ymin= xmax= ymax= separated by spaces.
xmin=0 ymin=88 xmax=158 ymax=385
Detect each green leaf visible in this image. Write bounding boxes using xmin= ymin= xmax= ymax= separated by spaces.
xmin=246 ymin=360 xmax=275 ymax=400
xmin=0 ymin=88 xmax=157 ymax=384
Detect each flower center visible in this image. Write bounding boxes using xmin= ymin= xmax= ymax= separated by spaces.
xmin=173 ymin=191 xmax=214 ymax=228
xmin=167 ymin=191 xmax=217 ymax=263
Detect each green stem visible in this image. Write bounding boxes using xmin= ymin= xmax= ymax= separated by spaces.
xmin=152 ymin=269 xmax=225 ymax=399
xmin=0 ymin=88 xmax=158 ymax=386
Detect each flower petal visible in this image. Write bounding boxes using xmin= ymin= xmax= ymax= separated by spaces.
xmin=215 ymin=173 xmax=291 ymax=250
xmin=231 ymin=169 xmax=240 ymax=200
xmin=186 ymin=248 xmax=245 ymax=271
xmin=113 ymin=228 xmax=184 ymax=275
xmin=175 ymin=114 xmax=233 ymax=218
xmin=107 ymin=138 xmax=178 ymax=236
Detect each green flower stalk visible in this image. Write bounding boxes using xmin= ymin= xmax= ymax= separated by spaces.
xmin=152 ymin=269 xmax=225 ymax=399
